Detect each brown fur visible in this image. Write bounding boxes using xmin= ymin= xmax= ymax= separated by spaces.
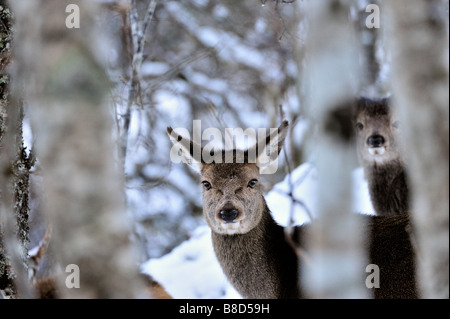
xmin=354 ymin=97 xmax=409 ymax=216
xmin=212 ymin=204 xmax=300 ymax=298
xmin=365 ymin=214 xmax=418 ymax=298
xmin=366 ymin=161 xmax=409 ymax=216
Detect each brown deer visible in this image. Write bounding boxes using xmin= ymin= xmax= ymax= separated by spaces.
xmin=167 ymin=121 xmax=417 ymax=299
xmin=167 ymin=121 xmax=299 ymax=298
xmin=354 ymin=97 xmax=409 ymax=216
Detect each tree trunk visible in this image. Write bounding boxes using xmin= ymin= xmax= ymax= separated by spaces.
xmin=0 ymin=0 xmax=34 ymax=298
xmin=385 ymin=0 xmax=449 ymax=298
xmin=354 ymin=0 xmax=388 ymax=96
xmin=9 ymin=0 xmax=145 ymax=298
xmin=300 ymin=0 xmax=368 ymax=298
xmin=0 ymin=0 xmax=15 ymax=298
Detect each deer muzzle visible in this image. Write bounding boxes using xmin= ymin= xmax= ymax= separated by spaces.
xmin=367 ymin=134 xmax=385 ymax=148
xmin=219 ymin=208 xmax=239 ymax=223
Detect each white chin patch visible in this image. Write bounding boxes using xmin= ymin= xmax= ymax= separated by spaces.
xmin=218 ymin=221 xmax=242 ymax=235
xmin=368 ymin=147 xmax=386 ymax=156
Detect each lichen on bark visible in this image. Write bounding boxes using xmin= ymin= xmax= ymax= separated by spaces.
xmin=1 ymin=0 xmax=34 ymax=298
xmin=1 ymin=0 xmax=15 ymax=297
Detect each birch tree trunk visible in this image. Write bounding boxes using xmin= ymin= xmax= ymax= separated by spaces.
xmin=385 ymin=0 xmax=449 ymax=298
xmin=10 ymin=0 xmax=144 ymax=298
xmin=300 ymin=0 xmax=368 ymax=298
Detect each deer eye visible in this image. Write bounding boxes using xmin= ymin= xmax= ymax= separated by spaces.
xmin=247 ymin=179 xmax=258 ymax=189
xmin=202 ymin=181 xmax=211 ymax=191
xmin=356 ymin=122 xmax=364 ymax=131
xmin=392 ymin=121 xmax=400 ymax=129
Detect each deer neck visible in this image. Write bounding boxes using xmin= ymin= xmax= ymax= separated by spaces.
xmin=211 ymin=203 xmax=300 ymax=299
xmin=365 ymin=160 xmax=409 ymax=216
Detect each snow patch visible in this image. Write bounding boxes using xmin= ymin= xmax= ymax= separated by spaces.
xmin=141 ymin=226 xmax=240 ymax=299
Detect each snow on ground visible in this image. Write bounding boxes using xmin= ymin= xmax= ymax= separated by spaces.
xmin=142 ymin=162 xmax=375 ymax=299
xmin=141 ymin=226 xmax=241 ymax=299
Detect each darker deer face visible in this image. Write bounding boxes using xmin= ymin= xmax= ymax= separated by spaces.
xmin=354 ymin=98 xmax=404 ymax=166
xmin=167 ymin=121 xmax=288 ymax=235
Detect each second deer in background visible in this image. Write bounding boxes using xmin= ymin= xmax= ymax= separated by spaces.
xmin=354 ymin=97 xmax=410 ymax=216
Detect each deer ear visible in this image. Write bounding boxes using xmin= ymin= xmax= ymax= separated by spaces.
xmin=247 ymin=121 xmax=289 ymax=174
xmin=167 ymin=126 xmax=203 ymax=173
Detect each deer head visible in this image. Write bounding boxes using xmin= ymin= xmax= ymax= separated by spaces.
xmin=354 ymin=97 xmax=405 ymax=166
xmin=167 ymin=121 xmax=288 ymax=235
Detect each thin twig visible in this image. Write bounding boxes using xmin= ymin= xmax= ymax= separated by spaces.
xmin=121 ymin=0 xmax=158 ymax=164
xmin=278 ymin=104 xmax=314 ymax=261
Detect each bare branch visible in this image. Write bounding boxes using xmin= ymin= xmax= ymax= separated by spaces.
xmin=121 ymin=0 xmax=159 ymax=163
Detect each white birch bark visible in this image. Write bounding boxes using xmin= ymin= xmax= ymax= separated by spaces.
xmin=300 ymin=0 xmax=369 ymax=298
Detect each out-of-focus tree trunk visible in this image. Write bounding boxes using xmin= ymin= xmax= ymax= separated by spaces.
xmin=0 ymin=0 xmax=15 ymax=298
xmin=300 ymin=0 xmax=368 ymax=298
xmin=0 ymin=0 xmax=34 ymax=298
xmin=385 ymin=0 xmax=449 ymax=298
xmin=10 ymin=0 xmax=145 ymax=298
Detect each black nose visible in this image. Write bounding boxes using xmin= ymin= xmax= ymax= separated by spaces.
xmin=219 ymin=209 xmax=239 ymax=223
xmin=367 ymin=135 xmax=385 ymax=147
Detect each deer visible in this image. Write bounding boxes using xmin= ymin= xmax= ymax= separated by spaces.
xmin=167 ymin=121 xmax=417 ymax=299
xmin=354 ymin=97 xmax=409 ymax=216
xmin=167 ymin=121 xmax=299 ymax=298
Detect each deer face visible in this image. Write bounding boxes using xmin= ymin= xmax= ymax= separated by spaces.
xmin=354 ymin=98 xmax=404 ymax=166
xmin=200 ymin=161 xmax=265 ymax=234
xmin=167 ymin=121 xmax=288 ymax=235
